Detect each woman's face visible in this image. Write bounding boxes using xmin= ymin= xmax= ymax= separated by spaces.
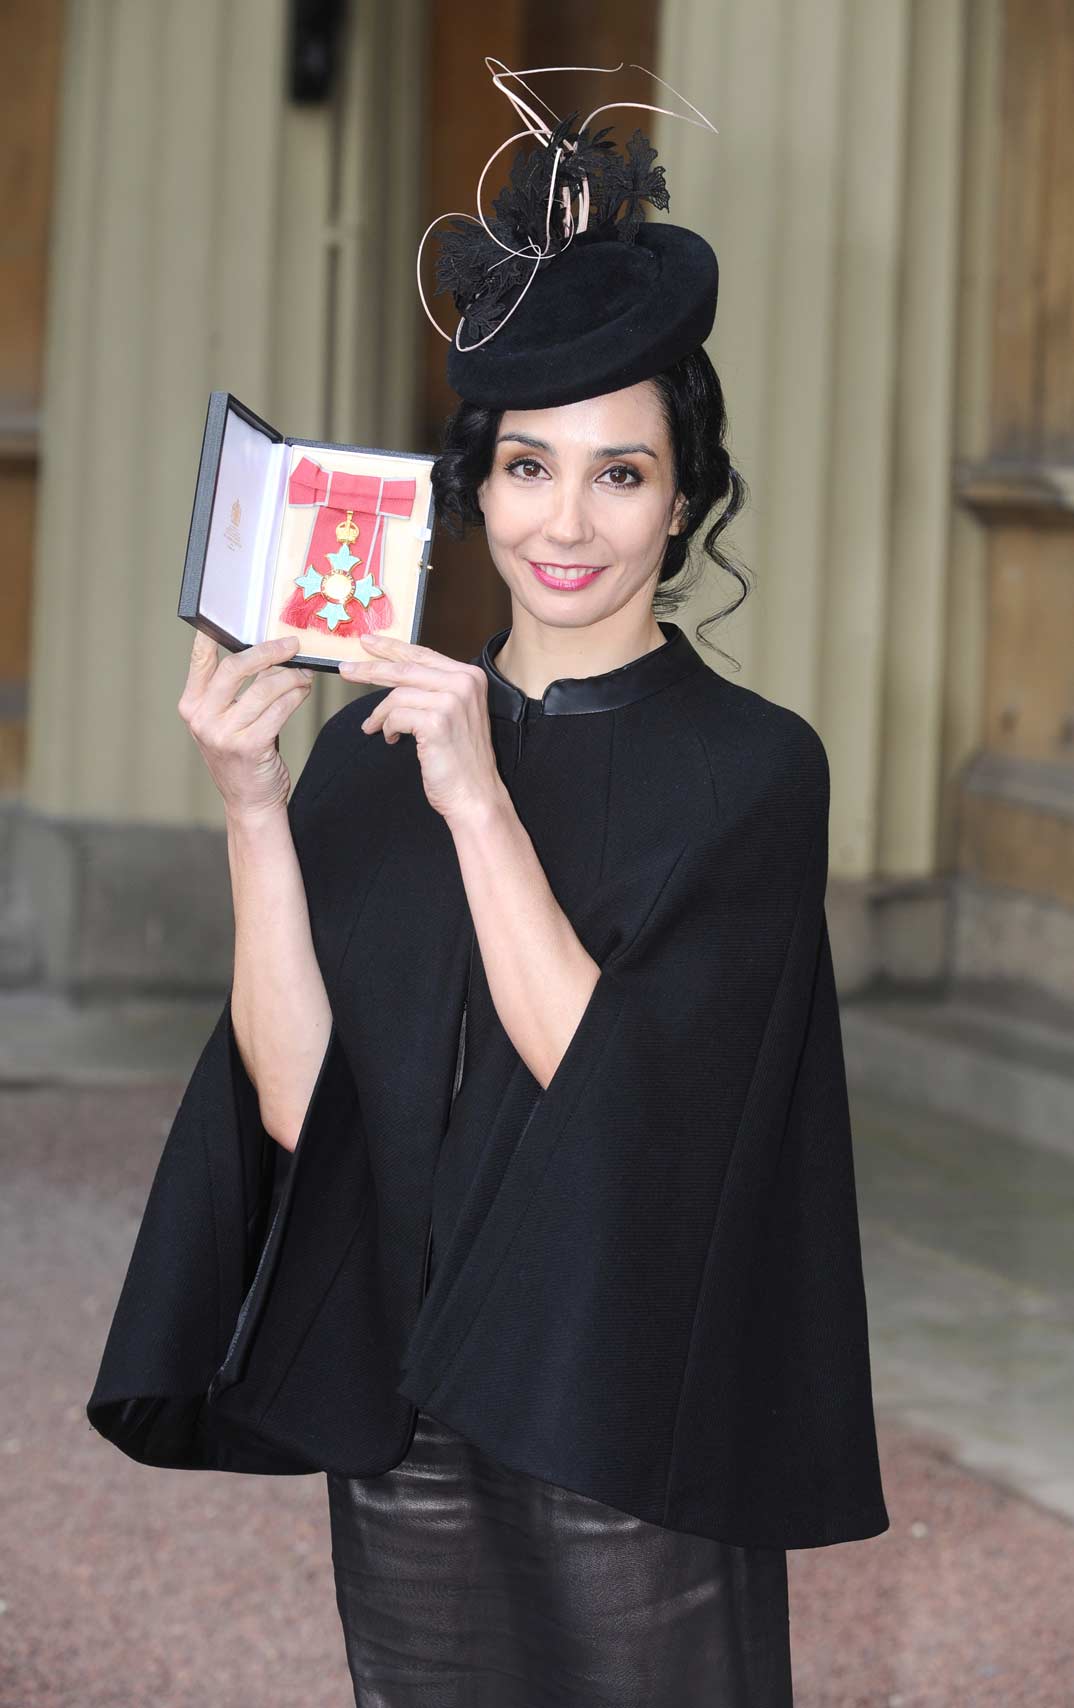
xmin=476 ymin=381 xmax=687 ymax=628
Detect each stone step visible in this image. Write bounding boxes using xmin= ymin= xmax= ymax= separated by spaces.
xmin=842 ymin=989 xmax=1074 ymax=1160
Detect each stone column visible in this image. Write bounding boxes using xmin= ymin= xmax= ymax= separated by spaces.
xmin=654 ymin=0 xmax=994 ymax=987
xmin=14 ymin=0 xmax=426 ymax=992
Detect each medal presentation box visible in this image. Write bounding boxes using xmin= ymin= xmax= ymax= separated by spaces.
xmin=179 ymin=393 xmax=437 ymax=672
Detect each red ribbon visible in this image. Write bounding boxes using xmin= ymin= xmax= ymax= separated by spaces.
xmin=278 ymin=455 xmax=417 ymax=637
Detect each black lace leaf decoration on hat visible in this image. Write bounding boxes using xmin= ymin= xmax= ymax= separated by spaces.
xmin=612 ymin=129 xmax=671 ymax=238
xmin=432 ymin=116 xmax=672 ymax=339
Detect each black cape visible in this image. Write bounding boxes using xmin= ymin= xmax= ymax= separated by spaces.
xmin=87 ymin=620 xmax=890 ymax=1551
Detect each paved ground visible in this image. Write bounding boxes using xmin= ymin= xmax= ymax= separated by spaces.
xmin=1 ymin=998 xmax=1072 ymax=1705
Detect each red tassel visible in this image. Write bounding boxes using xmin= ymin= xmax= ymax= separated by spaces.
xmin=278 ymin=580 xmax=396 ymax=638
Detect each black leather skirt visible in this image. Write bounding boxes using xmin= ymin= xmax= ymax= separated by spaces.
xmin=326 ymin=1408 xmax=793 ymax=1707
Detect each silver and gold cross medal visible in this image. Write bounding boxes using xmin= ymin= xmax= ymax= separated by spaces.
xmin=320 ymin=510 xmax=363 ymax=629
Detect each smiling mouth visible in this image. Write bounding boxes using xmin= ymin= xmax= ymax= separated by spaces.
xmin=527 ymin=561 xmax=609 ymax=584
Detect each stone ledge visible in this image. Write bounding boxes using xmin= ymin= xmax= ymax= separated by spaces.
xmin=0 ymin=801 xmax=234 ymax=997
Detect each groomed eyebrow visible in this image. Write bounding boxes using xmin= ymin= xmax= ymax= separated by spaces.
xmin=495 ymin=432 xmax=658 ymax=460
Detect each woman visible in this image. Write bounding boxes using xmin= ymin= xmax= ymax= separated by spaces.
xmin=325 ymin=364 xmax=803 ymax=1707
xmin=87 ymin=62 xmax=888 ymax=1708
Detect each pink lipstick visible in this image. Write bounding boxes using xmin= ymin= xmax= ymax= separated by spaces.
xmin=527 ymin=561 xmax=608 ymax=591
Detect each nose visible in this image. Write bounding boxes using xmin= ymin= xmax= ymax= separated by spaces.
xmin=540 ymin=477 xmax=596 ymax=550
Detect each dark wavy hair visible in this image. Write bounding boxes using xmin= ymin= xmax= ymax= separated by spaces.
xmin=430 ymin=345 xmax=752 ymax=666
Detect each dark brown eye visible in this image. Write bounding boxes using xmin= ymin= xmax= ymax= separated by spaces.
xmin=602 ymin=464 xmax=643 ymax=489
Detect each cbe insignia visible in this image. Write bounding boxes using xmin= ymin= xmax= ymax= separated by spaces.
xmin=280 ymin=456 xmax=417 ymax=637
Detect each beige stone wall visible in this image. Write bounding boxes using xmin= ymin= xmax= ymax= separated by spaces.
xmin=27 ymin=0 xmax=1002 ymax=892
xmin=654 ymin=0 xmax=1001 ymax=886
xmin=26 ymin=0 xmax=427 ymax=829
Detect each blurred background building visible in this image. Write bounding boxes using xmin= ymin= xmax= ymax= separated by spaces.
xmin=1 ymin=0 xmax=1071 ymax=1144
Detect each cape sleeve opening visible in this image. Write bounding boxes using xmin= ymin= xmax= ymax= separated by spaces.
xmin=86 ymin=702 xmax=374 ymax=1471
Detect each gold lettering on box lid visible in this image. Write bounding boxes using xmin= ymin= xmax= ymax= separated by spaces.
xmin=224 ymin=498 xmax=242 ymax=552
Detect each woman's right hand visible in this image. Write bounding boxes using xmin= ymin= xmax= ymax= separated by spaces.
xmin=178 ymin=630 xmax=314 ymax=821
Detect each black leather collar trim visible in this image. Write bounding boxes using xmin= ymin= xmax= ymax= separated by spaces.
xmin=473 ymin=621 xmax=706 ymax=721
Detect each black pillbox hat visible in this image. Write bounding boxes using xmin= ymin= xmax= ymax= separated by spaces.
xmin=445 ymin=222 xmax=719 ymax=410
xmin=418 ymin=59 xmax=721 ymax=413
